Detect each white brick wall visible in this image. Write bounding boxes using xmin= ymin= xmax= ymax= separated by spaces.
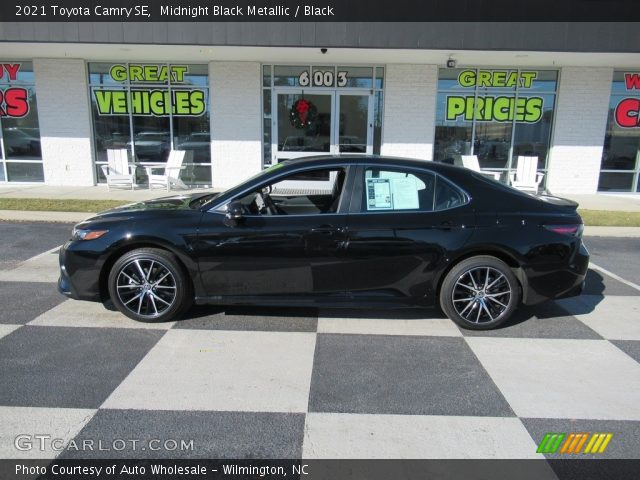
xmin=546 ymin=67 xmax=612 ymax=194
xmin=33 ymin=59 xmax=94 ymax=186
xmin=381 ymin=64 xmax=437 ymax=161
xmin=210 ymin=61 xmax=262 ymax=190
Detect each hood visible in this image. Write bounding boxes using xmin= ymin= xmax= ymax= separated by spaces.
xmin=93 ymin=192 xmax=219 ymax=217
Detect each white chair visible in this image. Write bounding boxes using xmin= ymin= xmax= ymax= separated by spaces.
xmin=145 ymin=150 xmax=192 ymax=191
xmin=510 ymin=156 xmax=545 ymax=193
xmin=101 ymin=149 xmax=137 ymax=190
xmin=460 ymin=155 xmax=501 ymax=181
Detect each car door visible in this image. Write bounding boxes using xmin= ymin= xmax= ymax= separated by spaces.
xmin=341 ymin=164 xmax=475 ymax=303
xmin=194 ymin=165 xmax=351 ymax=300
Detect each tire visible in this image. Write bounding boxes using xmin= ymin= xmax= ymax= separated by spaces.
xmin=108 ymin=248 xmax=193 ymax=322
xmin=440 ymin=255 xmax=521 ymax=330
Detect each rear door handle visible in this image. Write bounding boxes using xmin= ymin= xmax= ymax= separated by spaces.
xmin=310 ymin=226 xmax=346 ymax=235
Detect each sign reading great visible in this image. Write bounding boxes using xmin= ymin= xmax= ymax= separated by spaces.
xmin=446 ymin=69 xmax=544 ymax=123
xmin=93 ymin=64 xmax=206 ymax=116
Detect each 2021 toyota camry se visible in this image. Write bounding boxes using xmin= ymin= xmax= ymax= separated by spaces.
xmin=58 ymin=156 xmax=589 ymax=330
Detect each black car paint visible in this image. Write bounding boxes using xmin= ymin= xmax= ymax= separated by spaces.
xmin=58 ymin=156 xmax=588 ymax=310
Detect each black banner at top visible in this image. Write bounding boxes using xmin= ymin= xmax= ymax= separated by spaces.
xmin=0 ymin=0 xmax=639 ymax=22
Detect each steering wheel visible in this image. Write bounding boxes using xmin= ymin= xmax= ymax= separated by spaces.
xmin=256 ymin=192 xmax=278 ymax=215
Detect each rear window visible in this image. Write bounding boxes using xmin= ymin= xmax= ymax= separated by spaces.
xmin=435 ymin=177 xmax=467 ymax=211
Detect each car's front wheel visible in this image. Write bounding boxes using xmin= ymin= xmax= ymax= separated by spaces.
xmin=440 ymin=255 xmax=521 ymax=330
xmin=108 ymin=248 xmax=192 ymax=322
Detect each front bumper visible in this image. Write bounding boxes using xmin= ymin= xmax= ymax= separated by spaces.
xmin=57 ymin=240 xmax=103 ymax=302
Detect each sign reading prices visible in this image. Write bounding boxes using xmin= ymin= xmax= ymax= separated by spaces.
xmin=93 ymin=64 xmax=206 ymax=116
xmin=446 ymin=69 xmax=544 ymax=123
xmin=0 ymin=63 xmax=30 ymax=118
xmin=615 ymin=73 xmax=640 ymax=128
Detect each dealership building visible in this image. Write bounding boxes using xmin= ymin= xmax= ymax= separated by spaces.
xmin=0 ymin=21 xmax=639 ymax=193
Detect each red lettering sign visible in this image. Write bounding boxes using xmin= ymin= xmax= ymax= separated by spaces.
xmin=624 ymin=73 xmax=640 ymax=90
xmin=615 ymin=98 xmax=640 ymax=128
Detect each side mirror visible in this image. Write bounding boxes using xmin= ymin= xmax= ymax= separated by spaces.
xmin=224 ymin=201 xmax=244 ymax=227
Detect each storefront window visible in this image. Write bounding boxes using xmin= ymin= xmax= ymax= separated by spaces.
xmin=0 ymin=62 xmax=43 ymax=182
xmin=88 ymin=63 xmax=211 ymax=186
xmin=598 ymin=71 xmax=640 ymax=192
xmin=434 ymin=68 xmax=557 ymax=184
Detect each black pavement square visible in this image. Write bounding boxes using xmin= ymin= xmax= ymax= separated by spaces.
xmin=611 ymin=340 xmax=640 ymax=364
xmin=0 ymin=282 xmax=65 ymax=325
xmin=0 ymin=221 xmax=71 ymax=270
xmin=175 ymin=306 xmax=318 ymax=332
xmin=62 ymin=410 xmax=305 ymax=459
xmin=461 ymin=301 xmax=603 ymax=339
xmin=583 ymin=269 xmax=640 ymax=296
xmin=522 ymin=418 xmax=640 ymax=459
xmin=308 ymin=333 xmax=514 ymax=416
xmin=0 ymin=326 xmax=165 ymax=408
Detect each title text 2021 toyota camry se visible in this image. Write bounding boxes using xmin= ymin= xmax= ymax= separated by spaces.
xmin=58 ymin=156 xmax=589 ymax=330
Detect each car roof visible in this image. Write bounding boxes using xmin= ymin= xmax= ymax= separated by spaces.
xmin=278 ymin=155 xmax=462 ymax=174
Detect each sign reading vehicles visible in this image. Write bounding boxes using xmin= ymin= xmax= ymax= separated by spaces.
xmin=446 ymin=69 xmax=544 ymax=123
xmin=93 ymin=64 xmax=206 ymax=117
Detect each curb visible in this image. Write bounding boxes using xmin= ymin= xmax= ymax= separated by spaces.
xmin=0 ymin=210 xmax=92 ymax=223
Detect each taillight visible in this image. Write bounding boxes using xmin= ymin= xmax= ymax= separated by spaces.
xmin=543 ymin=224 xmax=583 ymax=237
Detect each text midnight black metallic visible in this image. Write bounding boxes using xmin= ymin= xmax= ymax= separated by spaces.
xmin=3 ymin=0 xmax=639 ymax=22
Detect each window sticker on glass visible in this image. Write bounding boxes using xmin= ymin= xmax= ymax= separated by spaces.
xmin=391 ymin=176 xmax=420 ymax=210
xmin=367 ymin=178 xmax=392 ymax=210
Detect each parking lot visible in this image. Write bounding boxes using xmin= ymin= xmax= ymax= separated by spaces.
xmin=0 ymin=221 xmax=639 ymax=460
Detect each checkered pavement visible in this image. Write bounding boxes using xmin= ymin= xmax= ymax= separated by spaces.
xmin=0 ymin=241 xmax=639 ymax=460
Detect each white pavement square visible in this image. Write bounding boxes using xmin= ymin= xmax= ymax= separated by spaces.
xmin=317 ymin=313 xmax=462 ymax=337
xmin=0 ymin=324 xmax=21 ymax=340
xmin=29 ymin=300 xmax=176 ymax=330
xmin=302 ymin=413 xmax=542 ymax=459
xmin=0 ymin=247 xmax=60 ymax=283
xmin=466 ymin=337 xmax=640 ymax=420
xmin=557 ymin=295 xmax=640 ymax=341
xmin=102 ymin=329 xmax=316 ymax=412
xmin=0 ymin=407 xmax=96 ymax=459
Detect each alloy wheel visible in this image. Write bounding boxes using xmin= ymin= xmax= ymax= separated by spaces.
xmin=451 ymin=266 xmax=512 ymax=324
xmin=115 ymin=258 xmax=177 ymax=318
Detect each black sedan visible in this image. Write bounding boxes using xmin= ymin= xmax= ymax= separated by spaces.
xmin=58 ymin=156 xmax=589 ymax=330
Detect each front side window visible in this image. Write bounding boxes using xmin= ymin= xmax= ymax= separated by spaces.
xmin=88 ymin=63 xmax=210 ymax=186
xmin=236 ymin=167 xmax=346 ymax=216
xmin=0 ymin=61 xmax=43 ymax=182
xmin=434 ymin=68 xmax=557 ymax=184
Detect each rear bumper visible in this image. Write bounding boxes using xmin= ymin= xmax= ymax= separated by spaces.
xmin=521 ymin=241 xmax=590 ymax=305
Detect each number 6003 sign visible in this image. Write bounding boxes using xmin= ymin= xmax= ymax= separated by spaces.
xmin=299 ymin=70 xmax=348 ymax=87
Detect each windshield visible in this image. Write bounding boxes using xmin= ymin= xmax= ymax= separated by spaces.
xmin=201 ymin=162 xmax=287 ymax=208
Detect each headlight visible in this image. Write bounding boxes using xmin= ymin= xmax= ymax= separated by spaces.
xmin=72 ymin=228 xmax=109 ymax=241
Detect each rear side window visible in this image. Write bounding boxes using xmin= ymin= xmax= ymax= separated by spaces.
xmin=362 ymin=167 xmax=435 ymax=212
xmin=434 ymin=177 xmax=466 ymax=211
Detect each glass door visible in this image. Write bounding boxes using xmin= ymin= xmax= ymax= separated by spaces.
xmin=273 ymin=90 xmax=335 ymax=163
xmin=337 ymin=92 xmax=373 ymax=155
xmin=272 ymin=90 xmax=374 ymax=163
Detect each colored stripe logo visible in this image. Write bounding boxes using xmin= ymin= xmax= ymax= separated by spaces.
xmin=537 ymin=433 xmax=613 ymax=454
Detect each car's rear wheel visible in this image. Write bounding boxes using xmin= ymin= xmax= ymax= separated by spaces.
xmin=440 ymin=255 xmax=520 ymax=330
xmin=108 ymin=248 xmax=192 ymax=322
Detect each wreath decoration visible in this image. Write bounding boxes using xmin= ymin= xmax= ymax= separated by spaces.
xmin=290 ymin=98 xmax=318 ymax=129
